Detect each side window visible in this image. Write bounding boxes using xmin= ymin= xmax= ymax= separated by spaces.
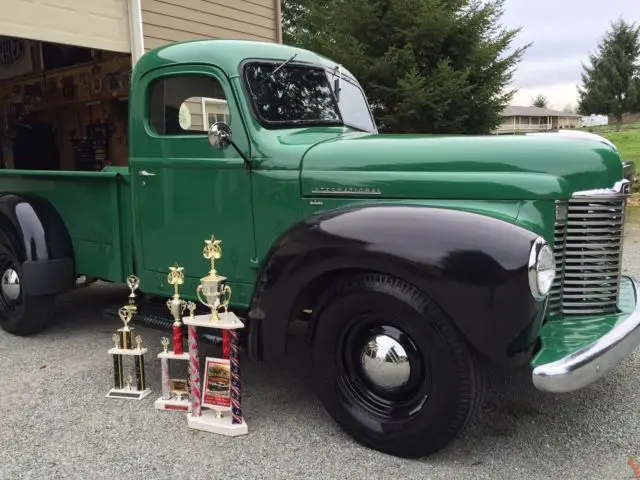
xmin=149 ymin=75 xmax=229 ymax=135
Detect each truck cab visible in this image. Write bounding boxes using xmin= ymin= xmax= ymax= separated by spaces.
xmin=0 ymin=40 xmax=638 ymax=459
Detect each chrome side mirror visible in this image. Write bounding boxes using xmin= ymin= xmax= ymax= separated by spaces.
xmin=208 ymin=122 xmax=232 ymax=149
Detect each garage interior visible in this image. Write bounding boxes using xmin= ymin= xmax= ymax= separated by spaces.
xmin=0 ymin=35 xmax=131 ymax=171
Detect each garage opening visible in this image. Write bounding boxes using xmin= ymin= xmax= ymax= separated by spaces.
xmin=0 ymin=35 xmax=131 ymax=171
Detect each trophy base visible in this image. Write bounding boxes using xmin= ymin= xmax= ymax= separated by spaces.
xmin=183 ymin=312 xmax=244 ymax=330
xmin=154 ymin=396 xmax=192 ymax=412
xmin=106 ymin=387 xmax=152 ymax=400
xmin=187 ymin=410 xmax=248 ymax=436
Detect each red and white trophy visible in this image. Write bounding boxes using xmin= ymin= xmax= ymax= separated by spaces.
xmin=154 ymin=264 xmax=191 ymax=412
xmin=183 ymin=235 xmax=248 ymax=435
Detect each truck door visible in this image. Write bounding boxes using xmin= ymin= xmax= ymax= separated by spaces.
xmin=129 ymin=64 xmax=256 ymax=302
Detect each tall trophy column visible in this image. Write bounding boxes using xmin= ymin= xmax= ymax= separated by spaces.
xmin=183 ymin=235 xmax=248 ymax=436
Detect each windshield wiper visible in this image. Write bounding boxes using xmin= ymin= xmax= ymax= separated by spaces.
xmin=260 ymin=53 xmax=298 ymax=84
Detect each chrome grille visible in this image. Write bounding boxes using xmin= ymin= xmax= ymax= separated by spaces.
xmin=549 ymin=194 xmax=626 ymax=316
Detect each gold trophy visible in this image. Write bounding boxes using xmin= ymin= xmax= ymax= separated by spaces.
xmin=196 ymin=235 xmax=232 ymax=321
xmin=161 ymin=337 xmax=169 ymax=354
xmin=106 ymin=273 xmax=151 ymax=401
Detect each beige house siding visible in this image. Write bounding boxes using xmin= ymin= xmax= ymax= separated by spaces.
xmin=141 ymin=0 xmax=280 ymax=132
xmin=141 ymin=0 xmax=279 ymax=51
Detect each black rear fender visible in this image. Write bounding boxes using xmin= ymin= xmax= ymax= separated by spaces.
xmin=0 ymin=193 xmax=75 ymax=296
xmin=249 ymin=204 xmax=547 ymax=364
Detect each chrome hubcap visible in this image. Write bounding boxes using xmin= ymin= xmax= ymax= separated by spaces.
xmin=360 ymin=334 xmax=411 ymax=390
xmin=1 ymin=268 xmax=20 ymax=301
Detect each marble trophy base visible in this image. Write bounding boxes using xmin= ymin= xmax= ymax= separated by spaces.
xmin=187 ymin=410 xmax=248 ymax=436
xmin=106 ymin=387 xmax=152 ymax=400
xmin=154 ymin=397 xmax=192 ymax=412
xmin=182 ymin=311 xmax=243 ymax=329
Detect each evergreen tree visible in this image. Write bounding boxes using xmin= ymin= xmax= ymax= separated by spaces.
xmin=282 ymin=0 xmax=530 ymax=134
xmin=532 ymin=94 xmax=549 ymax=108
xmin=577 ymin=19 xmax=640 ymax=125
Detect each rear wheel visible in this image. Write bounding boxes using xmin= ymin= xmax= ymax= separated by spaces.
xmin=0 ymin=232 xmax=54 ymax=335
xmin=312 ymin=273 xmax=485 ymax=458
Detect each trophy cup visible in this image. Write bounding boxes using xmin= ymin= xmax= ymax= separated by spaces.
xmin=167 ymin=264 xmax=187 ymax=355
xmin=106 ymin=274 xmax=152 ymax=400
xmin=196 ymin=235 xmax=232 ymax=322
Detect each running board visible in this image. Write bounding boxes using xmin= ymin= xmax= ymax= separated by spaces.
xmin=103 ymin=302 xmax=223 ymax=345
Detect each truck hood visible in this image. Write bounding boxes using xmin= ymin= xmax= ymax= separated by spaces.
xmin=300 ymin=132 xmax=624 ymax=199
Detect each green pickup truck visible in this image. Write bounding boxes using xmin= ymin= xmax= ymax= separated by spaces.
xmin=1 ymin=39 xmax=639 ymax=458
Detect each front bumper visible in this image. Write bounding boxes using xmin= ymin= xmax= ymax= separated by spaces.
xmin=532 ymin=276 xmax=640 ymax=393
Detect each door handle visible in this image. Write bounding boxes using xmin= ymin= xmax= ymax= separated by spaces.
xmin=139 ymin=170 xmax=156 ymax=177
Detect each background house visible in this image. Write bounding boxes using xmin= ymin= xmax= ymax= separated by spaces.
xmin=495 ymin=105 xmax=582 ymax=134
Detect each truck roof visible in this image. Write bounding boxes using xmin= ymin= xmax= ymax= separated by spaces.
xmin=132 ymin=39 xmax=355 ymax=83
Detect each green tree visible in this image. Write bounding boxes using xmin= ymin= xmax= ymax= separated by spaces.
xmin=281 ymin=0 xmax=530 ymax=134
xmin=577 ymin=19 xmax=640 ymax=125
xmin=531 ymin=94 xmax=549 ymax=108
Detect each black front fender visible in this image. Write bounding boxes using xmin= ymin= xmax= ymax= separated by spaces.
xmin=249 ymin=204 xmax=547 ymax=364
xmin=0 ymin=193 xmax=75 ymax=296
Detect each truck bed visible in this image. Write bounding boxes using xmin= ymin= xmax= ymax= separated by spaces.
xmin=0 ymin=166 xmax=133 ymax=283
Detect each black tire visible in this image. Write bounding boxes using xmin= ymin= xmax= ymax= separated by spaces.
xmin=0 ymin=231 xmax=55 ymax=336
xmin=312 ymin=273 xmax=485 ymax=458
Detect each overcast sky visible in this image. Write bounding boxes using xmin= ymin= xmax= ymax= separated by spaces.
xmin=500 ymin=0 xmax=640 ymax=111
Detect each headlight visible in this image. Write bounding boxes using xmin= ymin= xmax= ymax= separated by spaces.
xmin=528 ymin=237 xmax=556 ymax=301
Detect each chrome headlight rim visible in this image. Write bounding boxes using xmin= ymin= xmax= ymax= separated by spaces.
xmin=528 ymin=237 xmax=555 ymax=301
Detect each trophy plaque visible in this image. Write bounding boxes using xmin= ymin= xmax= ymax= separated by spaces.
xmin=183 ymin=235 xmax=248 ymax=436
xmin=106 ymin=275 xmax=152 ymax=400
xmin=154 ymin=265 xmax=192 ymax=412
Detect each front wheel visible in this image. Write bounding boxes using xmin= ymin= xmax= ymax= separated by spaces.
xmin=0 ymin=231 xmax=55 ymax=336
xmin=312 ymin=273 xmax=485 ymax=458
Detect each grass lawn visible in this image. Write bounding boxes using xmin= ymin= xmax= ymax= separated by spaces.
xmin=583 ymin=122 xmax=640 ymax=204
xmin=581 ymin=122 xmax=640 ymax=165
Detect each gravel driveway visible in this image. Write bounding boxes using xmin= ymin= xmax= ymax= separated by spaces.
xmin=1 ymin=211 xmax=640 ymax=480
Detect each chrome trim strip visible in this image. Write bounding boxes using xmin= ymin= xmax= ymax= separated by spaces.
xmin=571 ymin=178 xmax=631 ymax=197
xmin=310 ymin=187 xmax=382 ymax=196
xmin=532 ymin=278 xmax=640 ymax=393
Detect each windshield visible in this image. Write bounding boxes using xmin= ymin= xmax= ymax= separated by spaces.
xmin=243 ymin=62 xmax=376 ymax=133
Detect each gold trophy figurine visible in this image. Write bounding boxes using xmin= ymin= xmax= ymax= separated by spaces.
xmin=160 ymin=337 xmax=169 ymax=354
xmin=196 ymin=234 xmax=233 ymax=322
xmin=117 ymin=305 xmax=135 ymax=349
xmin=186 ymin=301 xmax=196 ymax=319
xmin=135 ymin=335 xmax=143 ymax=351
xmin=126 ymin=275 xmax=140 ymax=311
xmin=112 ymin=333 xmax=120 ymax=349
